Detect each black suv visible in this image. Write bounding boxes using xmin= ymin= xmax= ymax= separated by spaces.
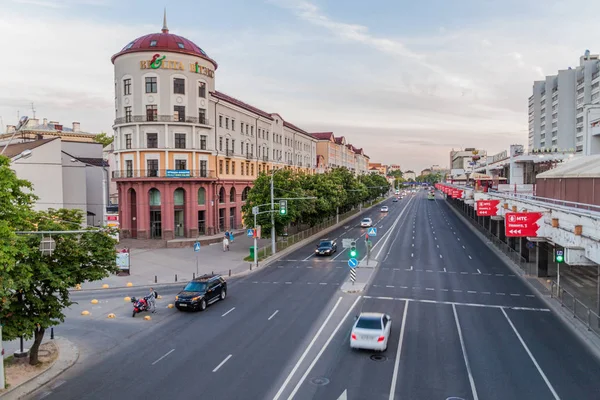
xmin=175 ymin=274 xmax=227 ymax=311
xmin=315 ymin=239 xmax=337 ymax=256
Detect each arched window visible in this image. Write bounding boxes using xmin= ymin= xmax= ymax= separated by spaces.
xmin=174 ymin=188 xmax=185 ymax=206
xmin=149 ymin=188 xmax=161 ymax=206
xmin=241 ymin=186 xmax=251 ymax=201
xmin=219 ymin=187 xmax=226 ymax=204
xmin=198 ymin=187 xmax=206 ymax=205
xmin=230 ymin=187 xmax=236 ymax=203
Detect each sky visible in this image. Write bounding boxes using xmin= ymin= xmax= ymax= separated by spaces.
xmin=1 ymin=0 xmax=599 ymax=173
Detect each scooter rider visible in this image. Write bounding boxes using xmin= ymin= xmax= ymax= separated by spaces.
xmin=145 ymin=287 xmax=157 ymax=313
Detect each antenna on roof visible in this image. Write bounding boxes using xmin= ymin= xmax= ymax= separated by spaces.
xmin=162 ymin=8 xmax=169 ymax=33
xmin=31 ymin=102 xmax=36 ymax=119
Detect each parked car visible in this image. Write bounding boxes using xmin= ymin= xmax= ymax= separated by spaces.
xmin=175 ymin=274 xmax=227 ymax=311
xmin=315 ymin=239 xmax=337 ymax=256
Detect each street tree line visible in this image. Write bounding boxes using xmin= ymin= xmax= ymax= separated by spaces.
xmin=242 ymin=168 xmax=390 ymax=236
xmin=0 ymin=156 xmax=117 ymax=366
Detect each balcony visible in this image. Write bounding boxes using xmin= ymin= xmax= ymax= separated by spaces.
xmin=112 ymin=169 xmax=216 ymax=179
xmin=224 ymin=149 xmax=234 ymax=158
xmin=245 ymin=153 xmax=254 ymax=160
xmin=114 ymin=115 xmax=211 ymax=126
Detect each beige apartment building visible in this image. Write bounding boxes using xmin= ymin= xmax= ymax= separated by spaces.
xmin=311 ymin=132 xmax=369 ymax=175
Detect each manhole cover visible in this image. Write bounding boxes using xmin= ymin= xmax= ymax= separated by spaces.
xmin=370 ymin=354 xmax=387 ymax=362
xmin=309 ymin=377 xmax=330 ymax=386
xmin=446 ymin=397 xmax=466 ymax=400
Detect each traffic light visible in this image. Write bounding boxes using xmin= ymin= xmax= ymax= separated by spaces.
xmin=349 ymin=241 xmax=357 ymax=258
xmin=554 ymin=249 xmax=564 ymax=263
xmin=279 ymin=200 xmax=287 ymax=215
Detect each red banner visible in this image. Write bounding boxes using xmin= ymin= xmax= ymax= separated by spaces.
xmin=451 ymin=189 xmax=463 ymax=199
xmin=476 ymin=200 xmax=500 ymax=216
xmin=505 ymin=212 xmax=544 ymax=237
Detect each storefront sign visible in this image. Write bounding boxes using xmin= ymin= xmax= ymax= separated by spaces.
xmin=166 ymin=169 xmax=191 ymax=178
xmin=140 ymin=54 xmax=215 ymax=78
xmin=491 ymin=150 xmax=508 ymax=164
xmin=116 ymin=248 xmax=130 ymax=273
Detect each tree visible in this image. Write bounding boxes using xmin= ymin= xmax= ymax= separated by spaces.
xmin=1 ymin=208 xmax=118 ymax=365
xmin=94 ymin=132 xmax=114 ymax=147
xmin=0 ymin=156 xmax=37 ymax=320
xmin=416 ymin=173 xmax=442 ymax=184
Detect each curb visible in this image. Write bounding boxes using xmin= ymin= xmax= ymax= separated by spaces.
xmin=0 ymin=337 xmax=79 ymax=400
xmin=70 ymin=281 xmax=187 ymax=293
xmin=445 ymin=199 xmax=600 ymax=362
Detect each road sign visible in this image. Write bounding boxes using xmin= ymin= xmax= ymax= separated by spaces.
xmin=348 ymin=258 xmax=358 ymax=268
xmin=526 ymin=241 xmax=535 ymax=249
xmin=342 ymin=238 xmax=353 ymax=249
xmin=505 ymin=212 xmax=544 ymax=237
xmin=252 ymin=206 xmax=259 ymax=215
xmin=476 ymin=200 xmax=500 ymax=217
xmin=247 ymin=229 xmax=254 ymax=237
xmin=367 ymin=227 xmax=377 ymax=236
xmin=193 ymin=242 xmax=201 ymax=252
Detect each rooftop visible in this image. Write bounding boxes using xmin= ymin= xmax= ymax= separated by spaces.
xmin=211 ymin=91 xmax=273 ymax=120
xmin=536 ymin=155 xmax=600 ymax=179
xmin=2 ymin=138 xmax=58 ymax=158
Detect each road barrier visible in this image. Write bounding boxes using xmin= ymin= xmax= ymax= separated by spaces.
xmin=551 ymin=282 xmax=600 ymax=338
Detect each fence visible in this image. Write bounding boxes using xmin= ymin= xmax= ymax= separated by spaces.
xmin=551 ymin=282 xmax=600 ymax=338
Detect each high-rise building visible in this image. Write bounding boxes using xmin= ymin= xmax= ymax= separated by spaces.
xmin=529 ymin=50 xmax=600 ymax=154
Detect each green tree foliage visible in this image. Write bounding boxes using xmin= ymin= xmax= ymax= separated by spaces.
xmin=1 ymin=207 xmax=118 ymax=365
xmin=94 ymin=132 xmax=114 ymax=147
xmin=242 ymin=168 xmax=390 ymax=236
xmin=416 ymin=173 xmax=443 ymax=184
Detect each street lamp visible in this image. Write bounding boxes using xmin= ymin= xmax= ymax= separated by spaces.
xmin=270 ymin=163 xmax=283 ymax=255
xmin=70 ymin=158 xmax=108 ymax=227
xmin=1 ymin=116 xmax=29 ymax=155
xmin=12 ymin=149 xmax=32 ymax=162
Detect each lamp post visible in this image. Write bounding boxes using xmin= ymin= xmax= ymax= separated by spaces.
xmin=1 ymin=116 xmax=29 ymax=156
xmin=270 ymin=166 xmax=283 ymax=255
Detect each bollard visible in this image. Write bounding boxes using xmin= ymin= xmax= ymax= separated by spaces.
xmin=175 ymin=274 xmax=178 ymax=282
xmin=229 ymin=269 xmax=231 ymax=277
xmin=250 ymin=263 xmax=252 ymax=271
xmin=155 ymin=275 xmax=157 ymax=284
xmin=50 ymin=327 xmax=54 ymax=340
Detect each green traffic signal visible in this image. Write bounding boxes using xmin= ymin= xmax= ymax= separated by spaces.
xmin=279 ymin=200 xmax=287 ymax=215
xmin=555 ymin=249 xmax=564 ymax=263
xmin=350 ymin=247 xmax=357 ymax=258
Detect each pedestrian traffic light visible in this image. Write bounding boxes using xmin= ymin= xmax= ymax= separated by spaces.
xmin=349 ymin=241 xmax=357 ymax=258
xmin=279 ymin=200 xmax=287 ymax=215
xmin=554 ymin=249 xmax=564 ymax=263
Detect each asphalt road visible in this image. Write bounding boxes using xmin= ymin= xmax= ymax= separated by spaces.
xmin=29 ymin=191 xmax=600 ymax=400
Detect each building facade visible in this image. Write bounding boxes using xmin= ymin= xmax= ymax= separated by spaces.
xmin=111 ymin=18 xmax=327 ymax=240
xmin=529 ymin=50 xmax=600 ymax=154
xmin=311 ymin=132 xmax=369 ymax=175
xmin=403 ymin=170 xmax=416 ymax=180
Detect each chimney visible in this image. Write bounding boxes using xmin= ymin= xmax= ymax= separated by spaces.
xmin=73 ymin=122 xmax=80 ymax=132
xmin=43 ymin=118 xmax=48 ymax=126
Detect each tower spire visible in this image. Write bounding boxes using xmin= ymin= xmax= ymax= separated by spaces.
xmin=162 ymin=8 xmax=169 ymax=33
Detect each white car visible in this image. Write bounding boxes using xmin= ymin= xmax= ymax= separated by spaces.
xmin=360 ymin=218 xmax=373 ymax=228
xmin=350 ymin=312 xmax=392 ymax=351
xmin=380 ymin=206 xmax=389 ymax=213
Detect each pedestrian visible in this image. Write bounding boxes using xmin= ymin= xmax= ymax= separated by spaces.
xmin=223 ymin=236 xmax=230 ymax=251
xmin=146 ymin=287 xmax=156 ymax=313
xmin=229 ymin=231 xmax=234 ymax=243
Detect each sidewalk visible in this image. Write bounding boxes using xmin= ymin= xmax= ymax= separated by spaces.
xmin=80 ymin=232 xmax=268 ymax=290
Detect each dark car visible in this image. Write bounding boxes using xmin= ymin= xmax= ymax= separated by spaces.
xmin=392 ymin=197 xmax=398 ymax=202
xmin=175 ymin=274 xmax=227 ymax=311
xmin=315 ymin=239 xmax=337 ymax=256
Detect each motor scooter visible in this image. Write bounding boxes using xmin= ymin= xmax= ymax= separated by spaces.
xmin=131 ymin=296 xmax=150 ymax=317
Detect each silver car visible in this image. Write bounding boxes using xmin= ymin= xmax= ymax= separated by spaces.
xmin=350 ymin=312 xmax=392 ymax=351
xmin=360 ymin=218 xmax=373 ymax=228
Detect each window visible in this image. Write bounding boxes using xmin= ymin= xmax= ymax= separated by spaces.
xmin=242 ymin=187 xmax=250 ymax=201
xmin=177 ymin=42 xmax=185 ymax=49
xmin=125 ymin=106 xmax=132 ymax=122
xmin=146 ymin=105 xmax=157 ymax=121
xmin=125 ymin=134 xmax=132 ymax=149
xmin=226 ymin=160 xmax=230 ymax=174
xmin=147 ymin=133 xmax=158 ymax=148
xmin=231 ymin=120 xmax=235 ymax=131
xmin=225 ymin=138 xmax=230 ymax=152
xmin=246 ymin=163 xmax=249 ymax=175
xmin=174 ymin=106 xmax=185 ymax=122
xmin=219 ymin=160 xmax=223 ymax=174
xmin=232 ymin=139 xmax=235 ymax=153
xmin=175 ymin=159 xmax=187 ymax=170
xmin=198 ymin=188 xmax=206 ymax=205
xmin=150 ymin=40 xmax=157 ymax=47
xmin=251 ymin=144 xmax=254 ymax=155
xmin=246 ymin=143 xmax=249 ymax=155
xmin=241 ymin=163 xmax=245 ymax=175
xmin=175 ymin=133 xmax=186 ymax=149
xmin=123 ymin=79 xmax=131 ymax=95
xmin=199 ymin=108 xmax=207 ymax=124
xmin=226 ymin=117 xmax=229 ymax=129
xmin=246 ymin=125 xmax=249 ymax=135
xmin=174 ymin=188 xmax=184 ymax=206
xmin=241 ymin=142 xmax=244 ymax=154
xmin=173 ymin=78 xmax=185 ymax=94
xmin=241 ymin=122 xmax=244 ymax=133
xmin=230 ymin=188 xmax=236 ymax=202
xmin=232 ymin=162 xmax=236 ymax=175
xmin=147 ymin=159 xmax=159 ymax=177
xmin=219 ymin=137 xmax=223 ymax=151
xmin=251 ymin=164 xmax=254 ymax=175
xmin=251 ymin=126 xmax=254 ymax=136
xmin=200 ymin=135 xmax=207 ymax=150
xmin=125 ymin=160 xmax=133 ymax=177
xmin=149 ymin=188 xmax=161 ymax=206
xmin=145 ymin=77 xmax=157 ymax=93
xmin=199 ymin=160 xmax=208 ymax=177
xmin=356 ymin=317 xmax=382 ymax=330
xmin=198 ymin=82 xmax=206 ymax=98
xmin=219 ymin=116 xmax=223 ymax=127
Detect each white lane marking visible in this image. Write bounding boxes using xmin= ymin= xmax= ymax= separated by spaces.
xmin=436 ymin=244 xmax=439 ymax=248
xmin=461 ymin=272 xmax=468 ymax=275
xmin=441 ymin=288 xmax=449 ymax=292
xmin=319 ymin=282 xmax=327 ymax=285
xmin=332 ymin=250 xmax=346 ymax=260
xmin=467 ymin=291 xmax=477 ymax=294
xmin=388 ymin=300 xmax=409 ymax=400
xmin=482 ymin=292 xmax=491 ymax=295
xmin=285 ymin=282 xmax=292 ymax=284
xmin=496 ymin=274 xmax=504 ymax=277
xmin=510 ymin=294 xmax=520 ymax=297
xmin=412 ymin=236 xmax=414 ymax=239
xmin=288 ymin=296 xmax=362 ymax=399
xmin=426 ymin=288 xmax=434 ymax=291
xmin=426 ymin=269 xmax=433 ymax=273
xmin=526 ymin=295 xmax=535 ymax=298
xmin=453 ymin=305 xmax=479 ymax=400
xmin=458 ymin=238 xmax=461 ymax=241
xmin=363 ymin=296 xmax=551 ymax=311
xmin=386 ymin=285 xmax=395 ymax=288
xmin=412 ymin=243 xmax=414 ymax=247
xmin=213 ymin=354 xmax=233 ymax=372
xmin=273 ymin=297 xmax=344 ymax=400
xmin=462 ymin=245 xmax=466 ymax=249
xmin=501 ymin=309 xmax=561 ymax=399
xmin=222 ymin=307 xmax=236 ymax=317
xmin=439 ymin=254 xmax=443 ymax=258
xmin=443 ymin=267 xmax=447 ymax=272
xmin=497 ymin=293 xmax=506 ymax=296
xmin=468 ymin=255 xmax=472 ymax=260
xmin=268 ymin=310 xmax=279 ymax=320
xmin=400 ymin=286 xmax=408 ymax=289
xmin=303 ymin=253 xmax=314 ymax=261
xmin=411 ymin=253 xmax=414 ymax=257
xmin=477 ymin=269 xmax=481 ymax=274
xmin=372 ymin=197 xmax=415 ymax=260
xmin=454 ymin=290 xmax=462 ymax=293
xmin=434 ymin=237 xmax=437 ymax=240
xmin=152 ymin=349 xmax=175 ymax=365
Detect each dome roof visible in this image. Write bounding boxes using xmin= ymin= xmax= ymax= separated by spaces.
xmin=111 ymin=12 xmax=217 ymax=69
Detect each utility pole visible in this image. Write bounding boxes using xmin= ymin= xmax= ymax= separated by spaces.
xmin=271 ymin=170 xmax=275 ymax=255
xmin=0 ymin=324 xmax=4 ymax=389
